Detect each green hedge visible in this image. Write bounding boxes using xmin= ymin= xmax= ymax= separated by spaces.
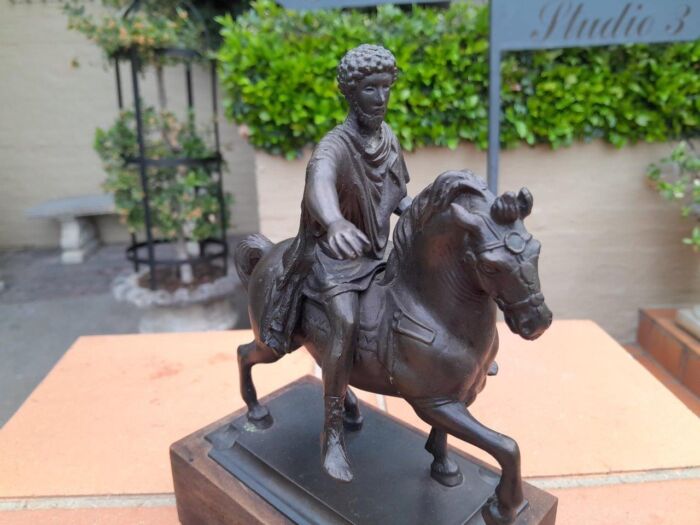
xmin=217 ymin=0 xmax=699 ymax=158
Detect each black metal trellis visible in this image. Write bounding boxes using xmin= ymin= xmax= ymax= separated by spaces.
xmin=111 ymin=0 xmax=228 ymax=290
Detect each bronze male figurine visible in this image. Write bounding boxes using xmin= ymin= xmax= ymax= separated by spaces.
xmin=235 ymin=44 xmax=553 ymax=524
xmin=257 ymin=44 xmax=411 ymax=482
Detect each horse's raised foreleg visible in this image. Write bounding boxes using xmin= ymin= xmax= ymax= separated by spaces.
xmin=343 ymin=387 xmax=364 ymax=431
xmin=412 ymin=401 xmax=524 ymax=525
xmin=237 ymin=340 xmax=281 ymax=427
xmin=424 ymin=427 xmax=463 ymax=487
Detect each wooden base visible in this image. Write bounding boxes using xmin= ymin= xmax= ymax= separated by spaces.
xmin=171 ymin=377 xmax=557 ymax=525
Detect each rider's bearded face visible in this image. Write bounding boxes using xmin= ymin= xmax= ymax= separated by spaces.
xmin=350 ymin=72 xmax=394 ymax=132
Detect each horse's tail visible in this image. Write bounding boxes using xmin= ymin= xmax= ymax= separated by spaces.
xmin=234 ymin=234 xmax=273 ymax=290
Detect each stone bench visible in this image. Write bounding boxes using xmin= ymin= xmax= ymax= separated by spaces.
xmin=26 ymin=194 xmax=116 ymax=264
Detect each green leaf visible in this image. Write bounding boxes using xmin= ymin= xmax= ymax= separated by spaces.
xmin=514 ymin=121 xmax=527 ymax=139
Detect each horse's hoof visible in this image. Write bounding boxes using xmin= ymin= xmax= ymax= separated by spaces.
xmin=481 ymin=495 xmax=523 ymax=525
xmin=343 ymin=412 xmax=364 ymax=431
xmin=430 ymin=459 xmax=463 ymax=487
xmin=246 ymin=404 xmax=272 ymax=429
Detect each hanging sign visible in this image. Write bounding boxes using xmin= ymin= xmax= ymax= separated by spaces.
xmin=278 ymin=0 xmax=446 ymax=9
xmin=487 ymin=0 xmax=700 ymax=192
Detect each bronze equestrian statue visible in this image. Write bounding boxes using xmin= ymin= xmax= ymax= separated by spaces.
xmin=234 ymin=44 xmax=552 ymax=525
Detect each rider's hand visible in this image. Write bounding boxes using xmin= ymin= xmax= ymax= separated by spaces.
xmin=325 ymin=219 xmax=370 ymax=260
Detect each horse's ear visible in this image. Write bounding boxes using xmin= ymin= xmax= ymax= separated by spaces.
xmin=518 ymin=188 xmax=533 ymax=219
xmin=450 ymin=203 xmax=482 ymax=239
xmin=491 ymin=191 xmax=520 ymax=224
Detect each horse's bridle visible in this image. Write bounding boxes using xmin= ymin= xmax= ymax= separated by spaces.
xmin=474 ymin=230 xmax=531 ymax=255
xmin=495 ymin=290 xmax=546 ymax=313
xmin=469 ymin=213 xmax=541 ymax=312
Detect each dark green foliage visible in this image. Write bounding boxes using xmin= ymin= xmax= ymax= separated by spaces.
xmin=217 ymin=0 xmax=699 ymax=158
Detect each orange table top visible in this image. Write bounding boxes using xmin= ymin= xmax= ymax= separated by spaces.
xmin=1 ymin=322 xmax=699 ymax=523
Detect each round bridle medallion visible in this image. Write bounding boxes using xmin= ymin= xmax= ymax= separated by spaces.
xmin=504 ymin=231 xmax=527 ymax=254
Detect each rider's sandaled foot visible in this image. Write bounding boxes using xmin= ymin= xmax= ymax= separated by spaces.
xmin=322 ymin=439 xmax=353 ymax=482
xmin=321 ymin=395 xmax=353 ymax=482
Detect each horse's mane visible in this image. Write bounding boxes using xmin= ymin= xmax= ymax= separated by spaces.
xmin=392 ymin=170 xmax=491 ymax=261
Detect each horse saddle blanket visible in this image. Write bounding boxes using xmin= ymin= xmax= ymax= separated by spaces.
xmin=358 ymin=282 xmax=436 ymax=376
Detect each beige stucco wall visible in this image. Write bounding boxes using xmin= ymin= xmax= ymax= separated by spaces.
xmin=255 ymin=141 xmax=700 ymax=342
xmin=0 ymin=2 xmax=258 ymax=248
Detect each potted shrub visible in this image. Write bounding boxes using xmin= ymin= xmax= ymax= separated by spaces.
xmin=66 ymin=0 xmax=238 ymax=331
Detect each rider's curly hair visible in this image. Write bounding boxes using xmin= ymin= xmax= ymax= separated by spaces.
xmin=337 ymin=44 xmax=398 ymax=99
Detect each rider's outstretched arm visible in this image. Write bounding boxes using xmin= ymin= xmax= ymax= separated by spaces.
xmin=304 ymin=156 xmax=343 ymax=230
xmin=304 ymin=156 xmax=369 ymax=259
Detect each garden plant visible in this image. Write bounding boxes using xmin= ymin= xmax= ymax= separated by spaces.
xmin=65 ymin=0 xmax=234 ymax=286
xmin=647 ymin=141 xmax=700 ymax=250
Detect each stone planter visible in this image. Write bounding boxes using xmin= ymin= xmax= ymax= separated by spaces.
xmin=113 ymin=270 xmax=238 ymax=333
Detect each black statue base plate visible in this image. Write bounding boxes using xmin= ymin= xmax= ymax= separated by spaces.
xmin=202 ymin=377 xmax=557 ymax=525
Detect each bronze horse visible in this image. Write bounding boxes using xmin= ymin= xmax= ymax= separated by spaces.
xmin=234 ymin=170 xmax=552 ymax=524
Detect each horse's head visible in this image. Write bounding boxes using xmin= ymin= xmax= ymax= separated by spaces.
xmin=449 ymin=180 xmax=552 ymax=340
xmin=392 ymin=170 xmax=552 ymax=340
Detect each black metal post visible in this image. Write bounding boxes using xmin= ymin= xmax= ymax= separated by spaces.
xmin=130 ymin=48 xmax=158 ymax=290
xmin=487 ymin=1 xmax=500 ymax=195
xmin=115 ymin=58 xmax=124 ymax=110
xmin=211 ymin=60 xmax=228 ymax=273
xmin=211 ymin=61 xmax=221 ymax=153
xmin=185 ymin=63 xmax=194 ymax=110
xmin=130 ymin=233 xmax=139 ymax=271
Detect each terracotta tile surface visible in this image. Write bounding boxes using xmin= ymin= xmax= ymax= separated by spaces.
xmin=551 ymin=479 xmax=700 ymax=525
xmin=385 ymin=321 xmax=700 ymax=477
xmin=0 ymin=506 xmax=178 ymax=525
xmin=2 ymin=479 xmax=699 ymax=525
xmin=1 ymin=322 xmax=699 ymax=525
xmin=0 ymin=331 xmax=316 ymax=497
xmin=1 ymin=479 xmax=697 ymax=525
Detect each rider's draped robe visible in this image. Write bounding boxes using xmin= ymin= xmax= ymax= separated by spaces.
xmin=261 ymin=121 xmax=410 ymax=354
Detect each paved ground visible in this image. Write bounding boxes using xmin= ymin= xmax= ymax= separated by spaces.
xmin=0 ymin=239 xmax=250 ymax=427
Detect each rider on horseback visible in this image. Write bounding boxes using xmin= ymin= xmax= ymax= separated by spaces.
xmin=260 ymin=44 xmax=412 ymax=482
